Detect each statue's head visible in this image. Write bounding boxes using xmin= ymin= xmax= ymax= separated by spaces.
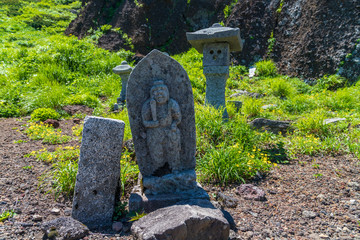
xmin=151 ymin=80 xmax=169 ymax=104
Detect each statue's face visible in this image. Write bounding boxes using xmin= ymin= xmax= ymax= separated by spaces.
xmin=152 ymin=85 xmax=169 ymax=104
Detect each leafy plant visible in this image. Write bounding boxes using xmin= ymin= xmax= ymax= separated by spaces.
xmin=31 ymin=108 xmax=60 ymax=121
xmin=255 ymin=60 xmax=277 ymax=77
xmin=242 ymin=97 xmax=262 ymax=118
xmin=24 ymin=122 xmax=71 ymax=144
xmin=0 ymin=209 xmax=16 ymax=222
xmin=316 ymin=74 xmax=347 ymax=91
xmin=128 ymin=211 xmax=147 ymax=222
xmin=113 ymin=201 xmax=128 ymax=221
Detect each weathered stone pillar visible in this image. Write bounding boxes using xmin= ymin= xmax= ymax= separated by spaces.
xmin=186 ymin=23 xmax=243 ymax=117
xmin=113 ymin=61 xmax=133 ymax=110
xmin=72 ymin=116 xmax=125 ymax=229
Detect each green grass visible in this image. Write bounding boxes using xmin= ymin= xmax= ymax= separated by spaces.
xmin=2 ymin=0 xmax=360 ymax=195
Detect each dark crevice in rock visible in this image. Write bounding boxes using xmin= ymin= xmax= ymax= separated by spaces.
xmin=153 ymin=162 xmax=172 ymax=177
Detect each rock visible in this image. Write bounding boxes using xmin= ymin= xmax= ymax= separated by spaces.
xmin=72 ymin=116 xmax=125 ymax=229
xmin=249 ymin=118 xmax=293 ymax=134
xmin=237 ymin=184 xmax=266 ymax=201
xmin=44 ymin=119 xmax=60 ymax=128
xmin=123 ymin=139 xmax=135 ymax=153
xmin=73 ymin=118 xmax=81 ymax=124
xmin=319 ymin=234 xmax=330 ymax=239
xmin=261 ymin=104 xmax=278 ymax=110
xmin=229 ymin=229 xmax=240 ymax=240
xmin=323 ymin=118 xmax=346 ymax=125
xmin=347 ymin=182 xmax=360 ymax=190
xmin=227 ymin=100 xmax=243 ymax=111
xmin=131 ymin=200 xmax=230 ymax=240
xmin=112 ymin=222 xmax=123 ymax=232
xmin=66 ymin=0 xmax=230 ymax=55
xmin=41 ymin=217 xmax=89 ymax=240
xmin=216 ymin=192 xmax=238 ymax=208
xmin=32 ymin=215 xmax=42 ymax=222
xmin=302 ymin=210 xmax=317 ymax=219
xmin=230 ymin=90 xmax=263 ymax=99
xmin=129 ymin=185 xmax=209 ymax=213
xmin=50 ymin=208 xmax=60 ymax=215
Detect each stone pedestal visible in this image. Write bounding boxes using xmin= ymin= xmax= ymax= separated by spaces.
xmin=129 ymin=184 xmax=210 ymax=213
xmin=186 ymin=23 xmax=243 ymax=118
xmin=113 ymin=61 xmax=132 ymax=110
xmin=204 ymin=66 xmax=229 ymax=118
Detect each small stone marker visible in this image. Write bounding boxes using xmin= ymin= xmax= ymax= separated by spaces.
xmin=113 ymin=61 xmax=133 ymax=110
xmin=186 ymin=23 xmax=243 ymax=118
xmin=127 ymin=49 xmax=209 ymax=212
xmin=72 ymin=116 xmax=125 ymax=229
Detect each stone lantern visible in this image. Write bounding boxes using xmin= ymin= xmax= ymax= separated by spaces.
xmin=186 ymin=23 xmax=243 ymax=117
xmin=112 ymin=61 xmax=133 ymax=110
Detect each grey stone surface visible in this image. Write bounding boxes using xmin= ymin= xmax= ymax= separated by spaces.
xmin=186 ymin=23 xmax=243 ymax=53
xmin=41 ymin=217 xmax=89 ymax=240
xmin=323 ymin=118 xmax=346 ymax=125
xmin=187 ymin=23 xmax=243 ymax=118
xmin=302 ymin=210 xmax=318 ymax=219
xmin=131 ymin=200 xmax=230 ymax=240
xmin=203 ymin=65 xmax=229 ymax=117
xmin=126 ymin=49 xmax=196 ymax=178
xmin=237 ymin=184 xmax=266 ymax=201
xmin=261 ymin=104 xmax=278 ymax=110
xmin=72 ymin=116 xmax=125 ymax=229
xmin=129 ymin=184 xmax=209 ymax=213
xmin=113 ymin=61 xmax=133 ymax=105
xmin=142 ymin=170 xmax=197 ymax=195
xmin=230 ymin=90 xmax=264 ymax=99
xmin=249 ymin=118 xmax=293 ymax=134
xmin=216 ymin=192 xmax=238 ymax=208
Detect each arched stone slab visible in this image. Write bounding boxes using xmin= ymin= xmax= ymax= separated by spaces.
xmin=127 ymin=49 xmax=196 ymax=178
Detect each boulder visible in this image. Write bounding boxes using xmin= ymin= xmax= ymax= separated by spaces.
xmin=41 ymin=217 xmax=89 ymax=240
xmin=131 ymin=200 xmax=230 ymax=240
xmin=249 ymin=118 xmax=292 ymax=134
xmin=237 ymin=184 xmax=266 ymax=201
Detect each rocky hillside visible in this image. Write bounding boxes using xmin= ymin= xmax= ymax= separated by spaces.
xmin=66 ymin=0 xmax=360 ymax=81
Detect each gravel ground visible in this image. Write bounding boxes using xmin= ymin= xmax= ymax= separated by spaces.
xmin=1 ymin=117 xmax=359 ymax=240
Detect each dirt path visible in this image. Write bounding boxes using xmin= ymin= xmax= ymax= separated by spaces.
xmin=1 ymin=117 xmax=359 ymax=239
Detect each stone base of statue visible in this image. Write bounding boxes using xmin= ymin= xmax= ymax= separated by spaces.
xmin=129 ymin=170 xmax=209 ymax=213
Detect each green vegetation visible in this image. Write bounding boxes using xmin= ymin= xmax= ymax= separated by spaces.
xmin=0 ymin=209 xmax=16 ymax=222
xmin=223 ymin=0 xmax=239 ymax=20
xmin=31 ymin=107 xmax=60 ymax=121
xmin=24 ymin=122 xmax=71 ymax=144
xmin=3 ymin=0 xmax=360 ymax=197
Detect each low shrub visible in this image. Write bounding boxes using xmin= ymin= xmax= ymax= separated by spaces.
xmin=242 ymin=97 xmax=262 ymax=118
xmin=31 ymin=108 xmax=60 ymax=121
xmin=255 ymin=60 xmax=277 ymax=77
xmin=316 ymin=74 xmax=347 ymax=91
xmin=268 ymin=77 xmax=297 ymax=98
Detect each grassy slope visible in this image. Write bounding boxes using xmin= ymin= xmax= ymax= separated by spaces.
xmin=0 ymin=1 xmax=359 ymax=195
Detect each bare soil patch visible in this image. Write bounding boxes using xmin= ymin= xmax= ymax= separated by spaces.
xmin=1 ymin=117 xmax=359 ymax=239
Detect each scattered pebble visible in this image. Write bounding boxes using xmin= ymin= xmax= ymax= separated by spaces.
xmin=50 ymin=208 xmax=60 ymax=215
xmin=32 ymin=215 xmax=42 ymax=222
xmin=302 ymin=210 xmax=317 ymax=219
xmin=112 ymin=221 xmax=123 ymax=232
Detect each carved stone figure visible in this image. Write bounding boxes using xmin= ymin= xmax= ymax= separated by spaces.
xmin=127 ymin=50 xmax=209 ymax=212
xmin=142 ymin=80 xmax=181 ymax=175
